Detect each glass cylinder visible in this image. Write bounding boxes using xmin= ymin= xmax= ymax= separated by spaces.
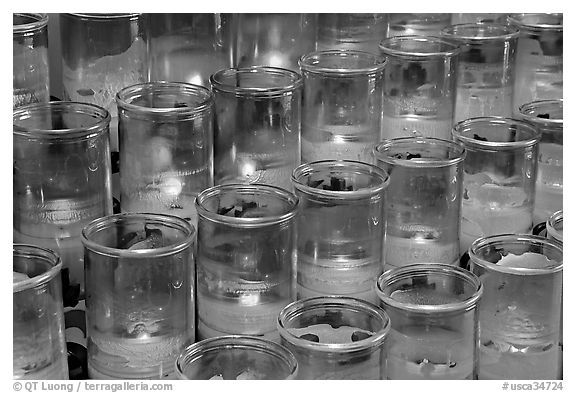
xmin=277 ymin=296 xmax=390 ymax=379
xmin=373 ymin=137 xmax=465 ymax=270
xmin=81 ymin=213 xmax=195 ymax=379
xmin=376 ymin=264 xmax=483 ymax=380
xmin=195 ymin=184 xmax=298 ymax=341
xmin=452 ymin=117 xmax=540 ymax=254
xmin=13 ymin=13 xmax=50 ymax=108
xmin=145 ymin=13 xmax=233 ymax=88
xmin=451 ymin=14 xmax=506 ymax=24
xmin=211 ymin=66 xmax=302 ymax=190
xmin=176 ymin=335 xmax=298 ymax=380
xmin=291 ymin=160 xmax=389 ymax=304
xmin=508 ymin=14 xmax=563 ymax=111
xmin=379 ymin=36 xmax=459 ymax=140
xmin=468 ymin=234 xmax=562 ymax=380
xmin=315 ymin=14 xmax=388 ymax=53
xmin=116 ymin=82 xmax=214 ymax=225
xmin=518 ymin=99 xmax=563 ymax=224
xmin=233 ymin=13 xmax=317 ymax=72
xmin=60 ymin=13 xmax=147 ymax=151
xmin=299 ymin=50 xmax=385 ymax=164
xmin=13 ymin=101 xmax=113 ymax=290
xmin=386 ymin=13 xmax=452 ymax=38
xmin=13 ymin=244 xmax=68 ymax=380
xmin=546 ymin=210 xmax=563 ymax=246
xmin=441 ymin=23 xmax=519 ymax=123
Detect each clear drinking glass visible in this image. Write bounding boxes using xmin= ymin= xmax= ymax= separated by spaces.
xmin=386 ymin=13 xmax=452 ymax=38
xmin=13 ymin=13 xmax=50 ymax=108
xmin=145 ymin=13 xmax=233 ymax=88
xmin=518 ymin=99 xmax=563 ymax=224
xmin=116 ymin=82 xmax=214 ymax=225
xmin=299 ymin=50 xmax=385 ymax=164
xmin=315 ymin=14 xmax=388 ymax=53
xmin=13 ymin=101 xmax=113 ymax=291
xmin=452 ymin=117 xmax=540 ymax=254
xmin=376 ymin=264 xmax=483 ymax=380
xmin=60 ymin=13 xmax=147 ymax=151
xmin=546 ymin=210 xmax=563 ymax=246
xmin=175 ymin=335 xmax=298 ymax=380
xmin=195 ymin=184 xmax=298 ymax=341
xmin=291 ymin=160 xmax=389 ymax=304
xmin=468 ymin=234 xmax=562 ymax=380
xmin=82 ymin=213 xmax=196 ymax=379
xmin=13 ymin=244 xmax=68 ymax=380
xmin=373 ymin=137 xmax=465 ymax=270
xmin=508 ymin=14 xmax=563 ymax=111
xmin=211 ymin=66 xmax=302 ymax=190
xmin=277 ymin=296 xmax=390 ymax=379
xmin=441 ymin=23 xmax=519 ymax=123
xmin=379 ymin=36 xmax=459 ymax=140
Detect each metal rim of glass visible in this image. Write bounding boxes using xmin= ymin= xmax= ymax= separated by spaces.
xmin=116 ymin=81 xmax=214 ymax=118
xmin=13 ymin=244 xmax=62 ymax=293
xmin=469 ymin=234 xmax=563 ymax=276
xmin=291 ymin=160 xmax=389 ymax=200
xmin=507 ymin=13 xmax=563 ymax=32
xmin=195 ymin=183 xmax=299 ymax=228
xmin=298 ymin=49 xmax=387 ymax=76
xmin=13 ymin=13 xmax=48 ymax=34
xmin=209 ymin=66 xmax=303 ymax=97
xmin=440 ymin=22 xmax=520 ymax=43
xmin=375 ymin=263 xmax=483 ymax=314
xmin=13 ymin=101 xmax=111 ymax=141
xmin=277 ymin=296 xmax=391 ymax=353
xmin=378 ymin=35 xmax=460 ymax=59
xmin=175 ymin=335 xmax=298 ymax=380
xmin=452 ymin=116 xmax=541 ymax=150
xmin=518 ymin=99 xmax=563 ymax=128
xmin=64 ymin=13 xmax=141 ymax=21
xmin=81 ymin=212 xmax=195 ymax=258
xmin=373 ymin=137 xmax=466 ymax=168
xmin=546 ymin=210 xmax=563 ymax=245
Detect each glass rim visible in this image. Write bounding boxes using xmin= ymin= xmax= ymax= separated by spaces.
xmin=209 ymin=66 xmax=303 ymax=97
xmin=64 ymin=13 xmax=141 ymax=20
xmin=195 ymin=184 xmax=299 ymax=228
xmin=175 ymin=335 xmax=298 ymax=380
xmin=298 ymin=49 xmax=387 ymax=76
xmin=373 ymin=137 xmax=466 ymax=168
xmin=116 ymin=81 xmax=214 ymax=117
xmin=469 ymin=234 xmax=563 ymax=275
xmin=13 ymin=244 xmax=62 ymax=293
xmin=81 ymin=213 xmax=195 ymax=258
xmin=379 ymin=35 xmax=461 ymax=59
xmin=546 ymin=210 xmax=563 ymax=245
xmin=440 ymin=22 xmax=520 ymax=42
xmin=13 ymin=101 xmax=111 ymax=140
xmin=518 ymin=99 xmax=563 ymax=127
xmin=277 ymin=296 xmax=391 ymax=353
xmin=291 ymin=160 xmax=389 ymax=199
xmin=507 ymin=13 xmax=563 ymax=31
xmin=452 ymin=116 xmax=541 ymax=150
xmin=376 ymin=263 xmax=483 ymax=314
xmin=13 ymin=13 xmax=48 ymax=34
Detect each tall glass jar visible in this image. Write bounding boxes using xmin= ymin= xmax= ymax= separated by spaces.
xmin=315 ymin=14 xmax=388 ymax=53
xmin=195 ymin=184 xmax=298 ymax=341
xmin=211 ymin=66 xmax=302 ymax=190
xmin=379 ymin=36 xmax=459 ymax=140
xmin=13 ymin=101 xmax=113 ymax=291
xmin=299 ymin=50 xmax=385 ymax=164
xmin=373 ymin=137 xmax=465 ymax=270
xmin=291 ymin=160 xmax=389 ymax=304
xmin=386 ymin=13 xmax=452 ymax=38
xmin=453 ymin=117 xmax=541 ymax=254
xmin=13 ymin=13 xmax=50 ymax=108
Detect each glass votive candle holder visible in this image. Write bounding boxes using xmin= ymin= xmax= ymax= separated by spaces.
xmin=518 ymin=99 xmax=563 ymax=224
xmin=81 ymin=213 xmax=196 ymax=379
xmin=277 ymin=296 xmax=391 ymax=379
xmin=13 ymin=13 xmax=50 ymax=108
xmin=546 ymin=210 xmax=563 ymax=247
xmin=441 ymin=23 xmax=520 ymax=123
xmin=291 ymin=160 xmax=389 ymax=304
xmin=211 ymin=66 xmax=302 ymax=191
xmin=195 ymin=184 xmax=298 ymax=341
xmin=379 ymin=36 xmax=460 ymax=140
xmin=299 ymin=50 xmax=385 ymax=164
xmin=376 ymin=263 xmax=483 ymax=380
xmin=452 ymin=117 xmax=541 ymax=254
xmin=116 ymin=81 xmax=214 ymax=225
xmin=315 ymin=13 xmax=388 ymax=54
xmin=386 ymin=13 xmax=452 ymax=38
xmin=13 ymin=101 xmax=113 ymax=291
xmin=373 ymin=137 xmax=465 ymax=270
xmin=13 ymin=244 xmax=68 ymax=380
xmin=175 ymin=335 xmax=298 ymax=380
xmin=468 ymin=234 xmax=563 ymax=380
